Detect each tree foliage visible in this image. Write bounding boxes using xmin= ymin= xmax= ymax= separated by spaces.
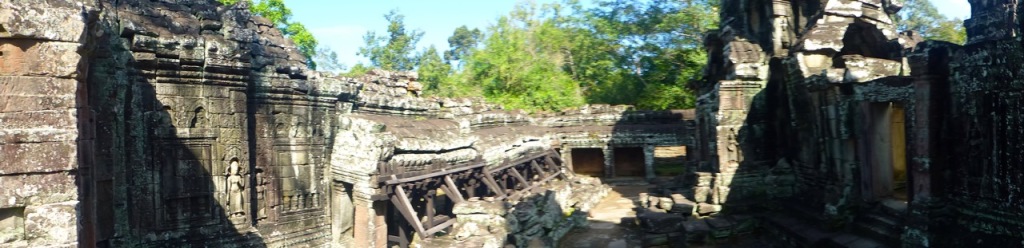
xmin=572 ymin=0 xmax=717 ymax=110
xmin=359 ymin=10 xmax=425 ymax=71
xmin=458 ymin=3 xmax=584 ymax=111
xmin=444 ymin=26 xmax=483 ymax=65
xmin=355 ymin=0 xmax=721 ymax=111
xmin=418 ymin=46 xmax=455 ymax=96
xmin=896 ymin=0 xmax=966 ymax=44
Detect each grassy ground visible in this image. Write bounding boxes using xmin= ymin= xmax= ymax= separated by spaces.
xmin=654 ymin=163 xmax=686 ymax=176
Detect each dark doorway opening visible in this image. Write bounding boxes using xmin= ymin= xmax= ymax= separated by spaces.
xmin=614 ymin=147 xmax=645 ymax=177
xmin=571 ymin=148 xmax=605 ymax=177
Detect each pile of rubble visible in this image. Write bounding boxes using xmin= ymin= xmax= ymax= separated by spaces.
xmin=418 ymin=175 xmax=610 ymax=248
xmin=634 ymin=192 xmax=757 ymax=247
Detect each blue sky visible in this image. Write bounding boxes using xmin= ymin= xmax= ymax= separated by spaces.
xmin=288 ymin=0 xmax=972 ymax=67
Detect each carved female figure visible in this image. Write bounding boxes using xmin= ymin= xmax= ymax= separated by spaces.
xmin=227 ymin=160 xmax=245 ymax=216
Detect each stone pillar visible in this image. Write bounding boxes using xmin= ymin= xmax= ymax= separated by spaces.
xmin=352 ymin=199 xmax=374 ymax=248
xmin=602 ymin=146 xmax=615 ymax=178
xmin=644 ymin=145 xmax=656 ymax=181
xmin=561 ymin=146 xmax=574 ymax=173
xmin=372 ymin=200 xmax=389 ymax=248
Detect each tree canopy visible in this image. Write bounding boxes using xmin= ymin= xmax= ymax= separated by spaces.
xmin=223 ymin=0 xmax=966 ymax=113
xmin=358 ymin=10 xmax=425 ymax=71
xmin=348 ymin=1 xmax=719 ymax=112
xmin=896 ymin=0 xmax=967 ymax=44
xmin=444 ymin=26 xmax=483 ymax=65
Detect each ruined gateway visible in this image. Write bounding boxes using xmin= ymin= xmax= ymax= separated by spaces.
xmin=1 ymin=0 xmax=1024 ymax=247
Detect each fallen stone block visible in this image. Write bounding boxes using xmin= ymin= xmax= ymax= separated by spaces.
xmin=636 ymin=212 xmax=686 ymax=234
xmin=683 ymin=219 xmax=711 ymax=243
xmin=670 ymin=203 xmax=695 ymax=216
xmin=453 ymin=199 xmax=508 ymax=216
xmin=705 ymin=217 xmax=735 ymax=239
xmin=697 ymin=203 xmax=721 ymax=215
xmin=658 ymin=197 xmax=674 ymax=210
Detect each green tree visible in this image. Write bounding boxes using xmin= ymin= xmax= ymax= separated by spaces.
xmin=418 ymin=46 xmax=455 ymax=96
xmin=283 ymin=22 xmax=318 ymax=66
xmin=444 ymin=26 xmax=483 ymax=65
xmin=567 ymin=0 xmax=717 ymax=109
xmin=459 ymin=2 xmax=584 ymax=112
xmin=359 ymin=10 xmax=425 ymax=71
xmin=896 ymin=0 xmax=966 ymax=44
xmin=342 ymin=63 xmax=373 ymax=77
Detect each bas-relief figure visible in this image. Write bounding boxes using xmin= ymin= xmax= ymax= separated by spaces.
xmin=226 ymin=160 xmax=245 ymax=217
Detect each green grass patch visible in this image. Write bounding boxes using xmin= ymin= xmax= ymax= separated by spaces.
xmin=654 ymin=163 xmax=687 ymax=176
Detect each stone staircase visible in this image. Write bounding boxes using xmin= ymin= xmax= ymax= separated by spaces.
xmin=849 ymin=199 xmax=907 ymax=247
xmin=761 ymin=200 xmax=895 ymax=248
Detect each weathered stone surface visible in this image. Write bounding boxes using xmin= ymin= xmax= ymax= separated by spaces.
xmin=0 ymin=41 xmax=83 ymax=78
xmin=0 ymin=77 xmax=78 ymax=112
xmin=23 ymin=201 xmax=77 ymax=246
xmin=0 ymin=0 xmax=95 ymax=42
xmin=454 ymin=200 xmax=508 ymax=216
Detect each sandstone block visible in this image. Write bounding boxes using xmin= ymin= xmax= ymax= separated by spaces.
xmin=453 ymin=200 xmax=507 ymax=216
xmin=24 ymin=201 xmax=77 ymax=246
xmin=697 ymin=203 xmax=721 ymax=215
xmin=0 ymin=77 xmax=78 ymax=110
xmin=0 ymin=142 xmax=76 ymax=175
xmin=0 ymin=41 xmax=83 ymax=78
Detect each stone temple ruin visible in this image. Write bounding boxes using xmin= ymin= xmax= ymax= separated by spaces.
xmin=2 ymin=0 xmax=1024 ymax=247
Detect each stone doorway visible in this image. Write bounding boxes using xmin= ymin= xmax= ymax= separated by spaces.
xmin=331 ymin=182 xmax=355 ymax=245
xmin=571 ymin=148 xmax=605 ymax=177
xmin=864 ymin=102 xmax=908 ymax=202
xmin=614 ymin=147 xmax=645 ymax=177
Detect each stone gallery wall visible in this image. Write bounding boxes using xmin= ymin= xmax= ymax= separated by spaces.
xmin=695 ymin=0 xmax=1024 ymax=247
xmin=941 ymin=1 xmax=1024 ymax=246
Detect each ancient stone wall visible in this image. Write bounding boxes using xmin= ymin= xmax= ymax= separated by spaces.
xmin=939 ymin=1 xmax=1024 ymax=246
xmin=697 ymin=0 xmax=1024 ymax=247
xmin=0 ymin=0 xmax=93 ymax=246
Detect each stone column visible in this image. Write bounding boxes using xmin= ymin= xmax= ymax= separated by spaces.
xmin=349 ymin=187 xmax=388 ymax=248
xmin=352 ymin=199 xmax=373 ymax=248
xmin=561 ymin=146 xmax=574 ymax=173
xmin=603 ymin=146 xmax=615 ymax=178
xmin=644 ymin=145 xmax=656 ymax=181
xmin=372 ymin=200 xmax=389 ymax=248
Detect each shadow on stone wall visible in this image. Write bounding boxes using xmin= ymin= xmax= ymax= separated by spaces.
xmin=82 ymin=43 xmax=267 ymax=248
xmin=74 ymin=0 xmax=332 ymax=246
xmin=81 ymin=21 xmax=268 ymax=248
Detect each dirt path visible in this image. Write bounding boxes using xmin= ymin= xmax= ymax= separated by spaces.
xmin=559 ymin=181 xmax=649 ymax=248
